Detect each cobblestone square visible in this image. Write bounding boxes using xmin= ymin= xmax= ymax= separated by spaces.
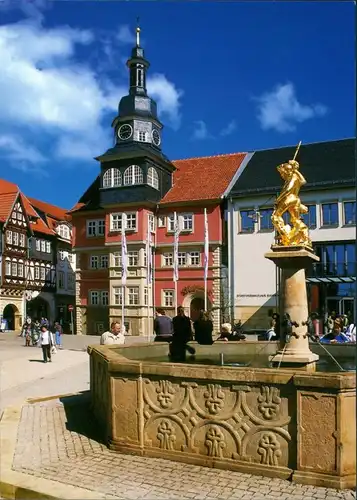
xmin=11 ymin=396 xmax=356 ymax=500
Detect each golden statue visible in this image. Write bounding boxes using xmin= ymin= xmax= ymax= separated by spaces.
xmin=271 ymin=141 xmax=312 ymax=248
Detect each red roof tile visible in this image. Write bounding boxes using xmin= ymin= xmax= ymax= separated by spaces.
xmin=19 ymin=193 xmax=40 ymax=218
xmin=30 ymin=217 xmax=55 ymax=236
xmin=67 ymin=202 xmax=86 ymax=214
xmin=160 ymin=152 xmax=247 ymax=204
xmin=28 ymin=197 xmax=68 ymax=221
xmin=0 ymin=192 xmax=18 ymax=222
xmin=0 ymin=179 xmax=18 ymax=194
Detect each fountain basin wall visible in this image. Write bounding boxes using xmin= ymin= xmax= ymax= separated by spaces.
xmin=88 ymin=342 xmax=356 ymax=490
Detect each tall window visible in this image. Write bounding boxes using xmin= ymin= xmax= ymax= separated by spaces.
xmin=101 ymin=291 xmax=109 ymax=306
xmin=182 ymin=214 xmax=193 ymax=231
xmin=128 ymin=251 xmax=139 ymax=266
xmin=321 ymin=203 xmax=338 ymax=226
xmin=19 ymin=234 xmax=25 ymax=247
xmin=36 ymin=239 xmax=40 ymax=251
xmin=34 ymin=266 xmax=40 ymax=280
xmin=58 ymin=271 xmax=65 ymax=289
xmin=344 ymin=201 xmax=356 ymax=225
xmin=40 ymin=266 xmax=45 ymax=280
xmin=103 ymin=168 xmax=122 ymax=188
xmin=11 ymin=261 xmax=17 ymax=276
xmin=163 ymin=290 xmax=174 ymax=307
xmin=126 ymin=213 xmax=137 ymax=230
xmin=100 ymin=255 xmax=109 ymax=268
xmin=144 ymin=287 xmax=148 ymax=306
xmin=178 ymin=252 xmax=187 ymax=266
xmin=87 ymin=220 xmax=105 ymax=237
xmin=90 ymin=291 xmax=99 ymax=305
xmin=6 ymin=231 xmax=12 ymax=245
xmin=5 ymin=259 xmax=11 ymax=275
xmin=239 ymin=210 xmax=255 ymax=233
xmin=167 ymin=215 xmax=175 ymax=232
xmin=259 ymin=208 xmax=274 ymax=231
xmin=41 ymin=240 xmax=46 ymax=252
xmin=46 ymin=241 xmax=51 ymax=253
xmin=90 ymin=256 xmax=99 ymax=269
xmin=148 ymin=214 xmax=155 ymax=233
xmin=147 ymin=167 xmax=159 ymax=190
xmin=128 ymin=287 xmax=139 ymax=305
xmin=137 ymin=67 xmax=144 ymax=87
xmin=163 ymin=253 xmax=173 ymax=266
xmin=302 ymin=205 xmax=317 ymax=229
xmin=13 ymin=232 xmax=19 ymax=246
xmin=123 ymin=165 xmax=143 ymax=185
xmin=113 ymin=252 xmax=122 ymax=267
xmin=113 ymin=287 xmax=123 ymax=305
xmin=18 ymin=261 xmax=24 ymax=278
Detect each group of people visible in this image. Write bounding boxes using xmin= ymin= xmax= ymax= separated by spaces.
xmin=100 ymin=307 xmax=247 ymax=362
xmin=21 ymin=317 xmax=63 ymax=362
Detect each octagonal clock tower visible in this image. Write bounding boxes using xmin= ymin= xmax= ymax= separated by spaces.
xmin=97 ymin=25 xmax=175 ymax=206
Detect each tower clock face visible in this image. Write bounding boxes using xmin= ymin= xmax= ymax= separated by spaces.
xmin=118 ymin=124 xmax=133 ymax=141
xmin=152 ymin=128 xmax=161 ymax=146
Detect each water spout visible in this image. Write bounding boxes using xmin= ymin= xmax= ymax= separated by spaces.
xmin=219 ymin=353 xmax=224 ymax=366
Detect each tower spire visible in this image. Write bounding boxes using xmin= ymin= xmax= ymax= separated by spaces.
xmin=136 ymin=17 xmax=141 ymax=47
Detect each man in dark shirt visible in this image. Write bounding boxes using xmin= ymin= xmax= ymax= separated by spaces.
xmin=170 ymin=306 xmax=195 ymax=361
xmin=154 ymin=309 xmax=173 ymax=342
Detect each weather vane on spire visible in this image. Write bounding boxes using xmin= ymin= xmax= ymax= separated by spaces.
xmin=136 ymin=16 xmax=141 ymax=47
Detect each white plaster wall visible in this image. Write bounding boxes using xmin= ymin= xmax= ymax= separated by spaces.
xmin=229 ymin=187 xmax=356 ymax=311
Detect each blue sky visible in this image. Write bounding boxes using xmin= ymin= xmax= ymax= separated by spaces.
xmin=0 ymin=0 xmax=354 ymax=209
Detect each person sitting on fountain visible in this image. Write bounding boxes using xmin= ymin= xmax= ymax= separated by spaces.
xmin=217 ymin=323 xmax=234 ymax=341
xmin=194 ymin=310 xmax=214 ymax=345
xmin=100 ymin=322 xmax=125 ymax=345
xmin=169 ymin=306 xmax=196 ymax=362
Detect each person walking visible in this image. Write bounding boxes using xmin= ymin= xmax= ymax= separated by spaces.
xmin=170 ymin=306 xmax=195 ymax=361
xmin=40 ymin=325 xmax=54 ymax=363
xmin=100 ymin=322 xmax=125 ymax=345
xmin=54 ymin=321 xmax=63 ymax=349
xmin=193 ymin=310 xmax=214 ymax=345
xmin=153 ymin=309 xmax=173 ymax=342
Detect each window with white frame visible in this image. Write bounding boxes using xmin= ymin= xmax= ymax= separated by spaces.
xmin=35 ymin=266 xmax=40 ymax=280
xmin=128 ymin=251 xmax=139 ymax=266
xmin=113 ymin=251 xmax=122 ymax=267
xmin=182 ymin=214 xmax=193 ymax=232
xmin=58 ymin=271 xmax=65 ymax=289
xmin=36 ymin=239 xmax=40 ymax=251
xmin=11 ymin=261 xmax=17 ymax=276
xmin=163 ymin=289 xmax=174 ymax=307
xmin=46 ymin=241 xmax=51 ymax=253
xmin=87 ymin=219 xmax=105 ymax=237
xmin=167 ymin=214 xmax=175 ymax=232
xmin=59 ymin=250 xmax=65 ymax=261
xmin=19 ymin=233 xmax=25 ymax=247
xmin=90 ymin=291 xmax=99 ymax=305
xmin=101 ymin=291 xmax=109 ymax=306
xmin=103 ymin=168 xmax=122 ymax=188
xmin=158 ymin=216 xmax=166 ymax=228
xmin=13 ymin=232 xmax=19 ymax=246
xmin=58 ymin=225 xmax=70 ymax=240
xmin=123 ymin=165 xmax=143 ymax=185
xmin=6 ymin=231 xmax=12 ymax=244
xmin=18 ymin=261 xmax=24 ymax=278
xmin=40 ymin=266 xmax=45 ymax=280
xmin=128 ymin=287 xmax=139 ymax=305
xmin=148 ymin=214 xmax=155 ymax=233
xmin=113 ymin=287 xmax=123 ymax=305
xmin=344 ymin=201 xmax=356 ymax=225
xmin=178 ymin=252 xmax=187 ymax=266
xmin=40 ymin=240 xmax=45 ymax=252
xmin=5 ymin=259 xmax=11 ymax=275
xmin=126 ymin=212 xmax=137 ymax=230
xmin=90 ymin=255 xmax=99 ymax=269
xmin=163 ymin=253 xmax=173 ymax=266
xmin=147 ymin=167 xmax=159 ymax=190
xmin=144 ymin=287 xmax=148 ymax=306
xmin=110 ymin=213 xmax=122 ymax=231
xmin=100 ymin=255 xmax=109 ymax=268
xmin=189 ymin=251 xmax=200 ymax=266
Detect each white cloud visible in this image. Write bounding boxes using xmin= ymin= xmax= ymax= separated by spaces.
xmin=116 ymin=25 xmax=136 ymax=45
xmin=256 ymin=82 xmax=328 ymax=133
xmin=0 ymin=134 xmax=47 ymax=174
xmin=192 ymin=120 xmax=210 ymax=140
xmin=0 ymin=20 xmax=183 ymax=166
xmin=220 ymin=120 xmax=237 ymax=137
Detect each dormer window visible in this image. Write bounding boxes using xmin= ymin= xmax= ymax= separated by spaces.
xmin=58 ymin=225 xmax=70 ymax=240
xmin=147 ymin=167 xmax=159 ymax=190
xmin=103 ymin=168 xmax=122 ymax=188
xmin=138 ymin=131 xmax=147 ymax=142
xmin=123 ymin=165 xmax=143 ymax=185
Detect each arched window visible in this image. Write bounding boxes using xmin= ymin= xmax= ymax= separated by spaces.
xmin=123 ymin=165 xmax=143 ymax=186
xmin=103 ymin=168 xmax=122 ymax=188
xmin=147 ymin=167 xmax=159 ymax=190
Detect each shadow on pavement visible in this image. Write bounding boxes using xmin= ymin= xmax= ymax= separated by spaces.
xmin=28 ymin=359 xmax=45 ymax=363
xmin=60 ymin=391 xmax=105 ymax=444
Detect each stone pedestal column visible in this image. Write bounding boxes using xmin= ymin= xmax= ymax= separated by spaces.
xmin=264 ymin=247 xmax=320 ymax=367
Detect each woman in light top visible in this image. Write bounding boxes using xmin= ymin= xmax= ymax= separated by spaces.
xmin=40 ymin=325 xmax=54 ymax=363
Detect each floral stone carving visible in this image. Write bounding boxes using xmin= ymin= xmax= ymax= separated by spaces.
xmin=157 ymin=419 xmax=176 ymax=450
xmin=156 ymin=380 xmax=176 ymax=409
xmin=258 ymin=386 xmax=281 ymax=420
xmin=204 ymin=384 xmax=225 ymax=415
xmin=205 ymin=425 xmax=226 ymax=458
xmin=258 ymin=432 xmax=282 ymax=466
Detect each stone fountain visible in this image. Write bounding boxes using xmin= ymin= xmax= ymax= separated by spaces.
xmin=87 ymin=143 xmax=355 ymax=490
